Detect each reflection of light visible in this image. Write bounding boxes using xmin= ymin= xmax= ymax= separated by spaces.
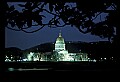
xmin=23 ymin=59 xmax=28 ymax=61
xmin=27 ymin=52 xmax=34 ymax=61
xmin=17 ymin=60 xmax=21 ymax=61
xmin=33 ymin=58 xmax=39 ymax=61
xmin=5 ymin=56 xmax=8 ymax=58
xmin=63 ymin=54 xmax=74 ymax=61
xmin=17 ymin=68 xmax=48 ymax=71
xmin=5 ymin=59 xmax=11 ymax=62
xmin=40 ymin=58 xmax=44 ymax=61
xmin=104 ymin=58 xmax=106 ymax=60
xmin=30 ymin=52 xmax=34 ymax=56
xmin=88 ymin=59 xmax=96 ymax=62
xmin=93 ymin=59 xmax=97 ymax=62
xmin=8 ymin=68 xmax=14 ymax=71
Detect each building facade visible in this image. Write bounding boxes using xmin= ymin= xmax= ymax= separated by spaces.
xmin=21 ymin=31 xmax=89 ymax=61
xmin=53 ymin=32 xmax=88 ymax=61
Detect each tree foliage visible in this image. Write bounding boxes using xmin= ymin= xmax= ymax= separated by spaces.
xmin=4 ymin=0 xmax=120 ymax=41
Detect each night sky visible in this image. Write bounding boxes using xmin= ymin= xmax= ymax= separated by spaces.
xmin=5 ymin=25 xmax=108 ymax=50
xmin=5 ymin=2 xmax=108 ymax=50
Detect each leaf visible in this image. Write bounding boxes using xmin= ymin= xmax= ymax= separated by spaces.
xmin=37 ymin=20 xmax=42 ymax=25
xmin=11 ymin=22 xmax=15 ymax=27
xmin=49 ymin=3 xmax=53 ymax=12
xmin=25 ymin=2 xmax=32 ymax=9
xmin=54 ymin=20 xmax=60 ymax=25
xmin=9 ymin=5 xmax=15 ymax=11
xmin=40 ymin=15 xmax=46 ymax=18
xmin=41 ymin=2 xmax=47 ymax=8
xmin=18 ymin=4 xmax=25 ymax=7
xmin=33 ymin=15 xmax=42 ymax=25
xmin=27 ymin=20 xmax=32 ymax=27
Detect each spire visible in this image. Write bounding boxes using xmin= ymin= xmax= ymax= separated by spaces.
xmin=59 ymin=30 xmax=62 ymax=37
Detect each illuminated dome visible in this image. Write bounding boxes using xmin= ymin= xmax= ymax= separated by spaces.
xmin=55 ymin=32 xmax=65 ymax=51
xmin=56 ymin=33 xmax=65 ymax=44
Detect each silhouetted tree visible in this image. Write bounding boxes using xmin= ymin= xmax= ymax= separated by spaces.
xmin=4 ymin=0 xmax=120 ymax=58
xmin=5 ymin=47 xmax=23 ymax=61
xmin=4 ymin=1 xmax=120 ymax=40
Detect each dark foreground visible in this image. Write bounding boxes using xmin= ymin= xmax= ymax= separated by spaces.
xmin=3 ymin=61 xmax=120 ymax=80
xmin=4 ymin=61 xmax=120 ymax=71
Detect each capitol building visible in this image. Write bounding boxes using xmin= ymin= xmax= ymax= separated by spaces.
xmin=24 ymin=31 xmax=89 ymax=62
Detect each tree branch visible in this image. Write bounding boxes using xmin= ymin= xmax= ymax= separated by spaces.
xmin=91 ymin=12 xmax=102 ymax=21
xmin=20 ymin=25 xmax=45 ymax=33
xmin=37 ymin=5 xmax=59 ymax=17
xmin=6 ymin=26 xmax=21 ymax=31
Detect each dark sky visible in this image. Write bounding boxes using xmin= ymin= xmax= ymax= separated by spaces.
xmin=5 ymin=25 xmax=108 ymax=50
xmin=5 ymin=2 xmax=108 ymax=50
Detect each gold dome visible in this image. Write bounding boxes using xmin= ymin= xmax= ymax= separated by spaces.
xmin=56 ymin=33 xmax=65 ymax=44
